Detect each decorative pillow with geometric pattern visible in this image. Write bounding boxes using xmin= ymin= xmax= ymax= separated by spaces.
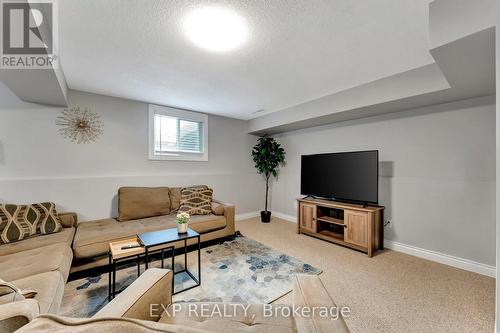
xmin=0 ymin=202 xmax=62 ymax=244
xmin=179 ymin=187 xmax=213 ymax=215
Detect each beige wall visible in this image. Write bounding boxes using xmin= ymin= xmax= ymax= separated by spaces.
xmin=0 ymin=87 xmax=263 ymax=220
xmin=270 ymin=96 xmax=495 ymax=266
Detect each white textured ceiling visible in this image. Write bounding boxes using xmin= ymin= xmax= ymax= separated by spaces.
xmin=59 ymin=0 xmax=434 ymax=119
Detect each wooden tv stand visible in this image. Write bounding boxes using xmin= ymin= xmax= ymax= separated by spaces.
xmin=297 ymin=198 xmax=384 ymax=257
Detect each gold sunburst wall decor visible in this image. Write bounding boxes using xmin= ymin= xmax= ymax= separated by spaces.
xmin=56 ymin=106 xmax=104 ymax=144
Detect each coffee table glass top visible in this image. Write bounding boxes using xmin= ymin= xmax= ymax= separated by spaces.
xmin=138 ymin=228 xmax=199 ymax=247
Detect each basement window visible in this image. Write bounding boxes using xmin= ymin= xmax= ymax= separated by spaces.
xmin=148 ymin=104 xmax=208 ymax=161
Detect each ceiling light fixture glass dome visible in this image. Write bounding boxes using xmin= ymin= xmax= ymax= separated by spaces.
xmin=183 ymin=6 xmax=248 ymax=52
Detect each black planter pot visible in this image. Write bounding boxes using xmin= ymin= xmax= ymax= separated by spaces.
xmin=260 ymin=211 xmax=271 ymax=223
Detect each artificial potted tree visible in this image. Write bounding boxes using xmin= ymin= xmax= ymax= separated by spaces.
xmin=252 ymin=136 xmax=286 ymax=223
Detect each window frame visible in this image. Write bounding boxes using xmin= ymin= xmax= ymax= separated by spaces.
xmin=148 ymin=104 xmax=208 ymax=161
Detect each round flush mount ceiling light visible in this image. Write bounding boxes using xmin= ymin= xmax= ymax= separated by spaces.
xmin=183 ymin=6 xmax=248 ymax=52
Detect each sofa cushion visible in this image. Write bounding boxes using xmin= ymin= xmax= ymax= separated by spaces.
xmin=0 ymin=278 xmax=22 ymax=297
xmin=73 ymin=214 xmax=226 ymax=259
xmin=118 ymin=187 xmax=171 ymax=222
xmin=0 ymin=202 xmax=62 ymax=244
xmin=292 ymin=275 xmax=350 ymax=333
xmin=179 ymin=187 xmax=213 ymax=215
xmin=0 ymin=289 xmax=25 ymax=304
xmin=58 ymin=212 xmax=78 ymax=228
xmin=0 ymin=278 xmax=37 ymax=301
xmin=211 ymin=202 xmax=224 ymax=216
xmin=0 ymin=227 xmax=75 ymax=257
xmin=169 ymin=187 xmax=182 ymax=212
xmin=0 ymin=243 xmax=73 ymax=282
xmin=188 ymin=215 xmax=226 ymax=233
xmin=160 ymin=303 xmax=296 ymax=333
xmin=8 ymin=272 xmax=65 ymax=314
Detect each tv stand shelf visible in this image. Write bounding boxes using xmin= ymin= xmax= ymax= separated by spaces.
xmin=297 ymin=198 xmax=384 ymax=257
xmin=318 ymin=230 xmax=343 ymax=240
xmin=316 ymin=216 xmax=344 ymax=226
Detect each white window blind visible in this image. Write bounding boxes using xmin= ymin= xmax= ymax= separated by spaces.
xmin=154 ymin=115 xmax=203 ymax=153
xmin=149 ymin=105 xmax=208 ymax=161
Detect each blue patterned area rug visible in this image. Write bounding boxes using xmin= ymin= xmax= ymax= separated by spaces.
xmin=60 ymin=234 xmax=321 ymax=317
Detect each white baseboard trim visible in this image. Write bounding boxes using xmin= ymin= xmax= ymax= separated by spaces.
xmin=235 ymin=211 xmax=260 ymax=221
xmin=272 ymin=211 xmax=297 ymax=223
xmin=236 ymin=211 xmax=495 ymax=278
xmin=384 ymin=240 xmax=496 ymax=278
xmin=236 ymin=211 xmax=297 ymax=222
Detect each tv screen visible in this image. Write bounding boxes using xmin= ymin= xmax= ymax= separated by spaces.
xmin=300 ymin=150 xmax=378 ymax=204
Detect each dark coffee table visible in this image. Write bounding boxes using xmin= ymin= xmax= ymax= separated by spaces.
xmin=138 ymin=228 xmax=201 ymax=294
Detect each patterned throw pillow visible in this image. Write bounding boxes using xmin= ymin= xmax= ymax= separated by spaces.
xmin=185 ymin=185 xmax=209 ymax=191
xmin=0 ymin=202 xmax=62 ymax=244
xmin=179 ymin=187 xmax=213 ymax=215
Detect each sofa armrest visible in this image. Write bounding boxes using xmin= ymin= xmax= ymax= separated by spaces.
xmin=0 ymin=299 xmax=39 ymax=333
xmin=292 ymin=274 xmax=350 ymax=333
xmin=94 ymin=268 xmax=172 ymax=321
xmin=58 ymin=212 xmax=78 ymax=228
xmin=213 ymin=200 xmax=235 ymax=235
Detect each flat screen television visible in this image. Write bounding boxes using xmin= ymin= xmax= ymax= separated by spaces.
xmin=300 ymin=150 xmax=378 ymax=204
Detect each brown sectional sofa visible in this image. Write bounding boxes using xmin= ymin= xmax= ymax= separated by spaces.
xmin=71 ymin=187 xmax=236 ymax=272
xmin=0 ymin=213 xmax=77 ymax=331
xmin=0 ymin=226 xmax=75 ymax=258
xmin=0 ymin=186 xmax=236 ymax=331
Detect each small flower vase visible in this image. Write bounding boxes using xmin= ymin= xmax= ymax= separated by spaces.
xmin=176 ymin=212 xmax=190 ymax=234
xmin=177 ymin=222 xmax=188 ymax=234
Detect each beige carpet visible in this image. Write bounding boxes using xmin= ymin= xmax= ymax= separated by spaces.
xmin=237 ymin=217 xmax=494 ymax=333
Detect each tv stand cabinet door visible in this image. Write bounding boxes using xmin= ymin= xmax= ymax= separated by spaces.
xmin=299 ymin=203 xmax=316 ymax=233
xmin=344 ymin=210 xmax=368 ymax=248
